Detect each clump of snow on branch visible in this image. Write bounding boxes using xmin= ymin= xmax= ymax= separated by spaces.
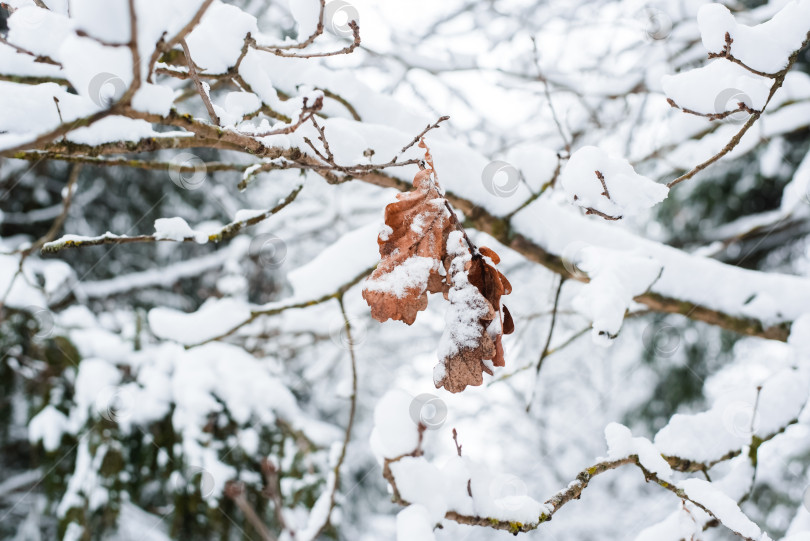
xmin=662 ymin=60 xmax=772 ymax=113
xmin=186 ymin=3 xmax=258 ymax=75
xmin=371 ymin=390 xmax=547 ymax=539
xmin=569 ymin=246 xmax=662 ymax=345
xmin=664 ymin=1 xmax=810 ymax=119
xmin=654 ymin=365 xmax=810 ymax=464
xmin=153 ymin=217 xmax=208 ymax=243
xmin=560 ymin=146 xmax=669 ymax=219
xmin=28 ymin=405 xmax=70 ymax=453
xmin=698 ymin=2 xmax=810 ymax=74
xmin=602 ymin=424 xmax=768 ymax=541
xmin=604 ymin=423 xmax=673 ymax=479
xmin=369 ymin=389 xmax=421 ymax=460
xmin=148 ymin=222 xmax=378 ymax=346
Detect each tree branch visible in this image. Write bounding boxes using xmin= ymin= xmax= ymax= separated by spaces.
xmin=667 ymin=31 xmax=810 ymax=188
xmin=179 ymin=38 xmax=220 ymax=125
xmin=41 ymin=184 xmax=303 ymax=254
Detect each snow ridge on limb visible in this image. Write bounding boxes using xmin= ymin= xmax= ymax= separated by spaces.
xmin=362 ymin=140 xmax=514 ymax=393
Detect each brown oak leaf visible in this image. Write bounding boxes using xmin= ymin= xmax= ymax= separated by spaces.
xmin=434 ymin=232 xmax=514 ymax=393
xmin=363 ymin=138 xmax=514 ymax=392
xmin=466 ymin=247 xmax=513 ymax=368
xmin=362 ymin=167 xmax=454 ymax=325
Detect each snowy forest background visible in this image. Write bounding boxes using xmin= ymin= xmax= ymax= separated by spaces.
xmin=1 ymin=0 xmax=810 ymax=540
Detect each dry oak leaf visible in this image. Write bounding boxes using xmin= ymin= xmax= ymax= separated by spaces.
xmin=362 ymin=168 xmax=454 ymax=325
xmin=434 ymin=231 xmax=514 ymax=393
xmin=467 ymin=245 xmax=513 ymax=368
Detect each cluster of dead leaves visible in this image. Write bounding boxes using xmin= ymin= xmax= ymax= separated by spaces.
xmin=362 ymin=140 xmax=513 ymax=393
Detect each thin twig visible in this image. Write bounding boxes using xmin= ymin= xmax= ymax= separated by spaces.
xmin=584 ymin=207 xmax=622 ymax=220
xmin=531 ymin=37 xmax=571 ymax=154
xmin=399 ymin=116 xmax=450 ymax=154
xmin=595 ymin=170 xmax=610 ymax=199
xmin=707 ymin=33 xmax=779 ymax=79
xmin=147 ymin=0 xmax=215 ymax=82
xmin=191 ymin=267 xmax=373 ymax=347
xmin=179 ymin=38 xmax=220 ymax=125
xmin=253 ymin=20 xmax=361 ymax=59
xmin=452 ymin=429 xmax=462 ymax=457
xmin=307 ymin=295 xmax=360 ymax=537
xmin=0 ymin=34 xmax=60 ymax=65
xmin=246 ymin=95 xmax=323 ymax=137
xmin=668 ymin=30 xmax=810 ymax=188
xmin=526 ymin=275 xmax=565 ymax=412
xmin=122 ymin=0 xmax=141 ymax=104
xmin=224 ymin=482 xmax=277 ymax=541
xmin=42 ymin=184 xmax=303 ymax=254
xmin=27 ymin=164 xmax=82 ymax=255
xmin=263 ymin=0 xmax=325 ymax=51
xmin=260 ymin=459 xmax=290 ymax=533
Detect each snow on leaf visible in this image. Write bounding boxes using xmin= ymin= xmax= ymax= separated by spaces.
xmin=434 ymin=231 xmax=514 ymax=393
xmin=364 ymin=141 xmax=514 ymax=391
xmin=435 ymin=231 xmax=497 ymax=393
